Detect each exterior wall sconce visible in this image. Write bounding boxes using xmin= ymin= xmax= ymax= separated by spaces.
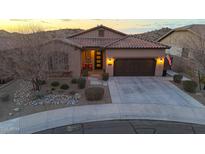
xmin=156 ymin=57 xmax=164 ymax=65
xmin=107 ymin=58 xmax=114 ymax=66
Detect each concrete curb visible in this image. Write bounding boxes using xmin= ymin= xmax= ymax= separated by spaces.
xmin=0 ymin=103 xmax=205 ymax=134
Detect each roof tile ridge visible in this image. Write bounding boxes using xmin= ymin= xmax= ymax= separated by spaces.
xmin=104 ymin=35 xmax=131 ymax=48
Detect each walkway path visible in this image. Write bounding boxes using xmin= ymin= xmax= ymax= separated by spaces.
xmin=1 ymin=103 xmax=205 ymax=133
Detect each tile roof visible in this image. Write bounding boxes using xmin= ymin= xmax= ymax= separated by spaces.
xmin=68 ymin=37 xmax=121 ymax=48
xmin=53 ymin=36 xmax=170 ymax=49
xmin=105 ymin=36 xmax=170 ymax=49
xmin=68 ymin=25 xmax=127 ymax=38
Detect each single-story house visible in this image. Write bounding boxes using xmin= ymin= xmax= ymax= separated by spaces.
xmin=0 ymin=25 xmax=170 ymax=81
xmin=40 ymin=25 xmax=170 ymax=77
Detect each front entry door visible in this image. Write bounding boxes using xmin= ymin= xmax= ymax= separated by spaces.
xmin=94 ymin=50 xmax=103 ymax=69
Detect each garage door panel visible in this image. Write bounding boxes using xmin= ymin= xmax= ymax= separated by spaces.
xmin=114 ymin=59 xmax=156 ymax=76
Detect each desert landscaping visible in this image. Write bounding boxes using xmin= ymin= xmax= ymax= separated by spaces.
xmin=0 ymin=74 xmax=111 ymax=122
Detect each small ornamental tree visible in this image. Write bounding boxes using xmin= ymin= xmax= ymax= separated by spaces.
xmin=0 ymin=25 xmax=50 ymax=91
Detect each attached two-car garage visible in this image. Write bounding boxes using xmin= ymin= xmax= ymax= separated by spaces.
xmin=114 ymin=58 xmax=156 ymax=76
xmin=105 ymin=48 xmax=167 ymax=77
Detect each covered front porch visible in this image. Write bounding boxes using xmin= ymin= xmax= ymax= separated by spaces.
xmin=81 ymin=49 xmax=106 ymax=76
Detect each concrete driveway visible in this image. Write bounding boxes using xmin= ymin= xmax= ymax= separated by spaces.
xmin=108 ymin=77 xmax=203 ymax=108
xmin=1 ymin=77 xmax=205 ymax=133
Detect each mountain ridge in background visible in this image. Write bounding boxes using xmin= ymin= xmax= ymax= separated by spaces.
xmin=134 ymin=27 xmax=172 ymax=41
xmin=0 ymin=27 xmax=172 ymax=50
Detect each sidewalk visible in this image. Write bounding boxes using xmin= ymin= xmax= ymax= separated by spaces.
xmin=1 ymin=103 xmax=205 ymax=133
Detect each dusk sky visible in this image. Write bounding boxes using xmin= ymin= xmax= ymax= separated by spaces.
xmin=1 ymin=19 xmax=205 ymax=34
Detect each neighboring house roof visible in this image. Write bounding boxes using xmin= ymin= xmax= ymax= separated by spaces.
xmin=157 ymin=24 xmax=205 ymax=42
xmin=134 ymin=28 xmax=172 ymax=42
xmin=68 ymin=25 xmax=127 ymax=38
xmin=105 ymin=36 xmax=170 ymax=49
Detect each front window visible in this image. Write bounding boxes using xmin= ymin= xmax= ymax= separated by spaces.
xmin=48 ymin=52 xmax=69 ymax=72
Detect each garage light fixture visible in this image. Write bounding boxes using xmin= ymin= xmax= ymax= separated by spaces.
xmin=156 ymin=57 xmax=164 ymax=65
xmin=107 ymin=58 xmax=114 ymax=66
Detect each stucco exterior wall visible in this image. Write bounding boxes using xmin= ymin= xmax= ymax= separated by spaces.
xmin=161 ymin=31 xmax=202 ymax=57
xmin=40 ymin=41 xmax=81 ymax=77
xmin=74 ymin=28 xmax=124 ymax=38
xmin=160 ymin=30 xmax=205 ymax=80
xmin=105 ymin=49 xmax=165 ymax=76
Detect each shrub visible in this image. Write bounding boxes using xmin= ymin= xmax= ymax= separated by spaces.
xmin=82 ymin=69 xmax=89 ymax=77
xmin=183 ymin=80 xmax=198 ymax=93
xmin=38 ymin=80 xmax=46 ymax=85
xmin=102 ymin=72 xmax=109 ymax=81
xmin=173 ymin=74 xmax=183 ymax=83
xmin=85 ymin=87 xmax=104 ymax=101
xmin=69 ymin=91 xmax=76 ymax=95
xmin=60 ymin=84 xmax=69 ymax=90
xmin=200 ymin=76 xmax=205 ymax=90
xmin=34 ymin=91 xmax=45 ymax=100
xmin=71 ymin=78 xmax=78 ymax=84
xmin=200 ymin=76 xmax=205 ymax=84
xmin=51 ymin=81 xmax=60 ymax=87
xmin=0 ymin=94 xmax=10 ymax=102
xmin=78 ymin=78 xmax=86 ymax=89
xmin=51 ymin=88 xmax=56 ymax=91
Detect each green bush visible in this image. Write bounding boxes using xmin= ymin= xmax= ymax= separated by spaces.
xmin=51 ymin=88 xmax=56 ymax=91
xmin=85 ymin=87 xmax=104 ymax=101
xmin=82 ymin=69 xmax=89 ymax=77
xmin=173 ymin=74 xmax=183 ymax=83
xmin=102 ymin=72 xmax=109 ymax=81
xmin=183 ymin=80 xmax=198 ymax=93
xmin=71 ymin=78 xmax=78 ymax=84
xmin=51 ymin=81 xmax=60 ymax=87
xmin=78 ymin=78 xmax=86 ymax=89
xmin=60 ymin=84 xmax=69 ymax=90
xmin=38 ymin=80 xmax=46 ymax=85
xmin=0 ymin=94 xmax=10 ymax=102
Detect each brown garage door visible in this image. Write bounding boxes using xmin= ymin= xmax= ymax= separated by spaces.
xmin=114 ymin=58 xmax=156 ymax=76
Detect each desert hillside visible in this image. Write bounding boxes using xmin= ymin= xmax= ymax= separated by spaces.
xmin=134 ymin=27 xmax=172 ymax=41
xmin=0 ymin=29 xmax=84 ymax=50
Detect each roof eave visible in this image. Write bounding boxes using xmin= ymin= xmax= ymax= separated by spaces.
xmin=156 ymin=30 xmax=175 ymax=42
xmin=67 ymin=25 xmax=127 ymax=38
xmin=105 ymin=47 xmax=170 ymax=49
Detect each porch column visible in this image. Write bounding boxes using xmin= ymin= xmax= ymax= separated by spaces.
xmin=155 ymin=57 xmax=164 ymax=76
xmin=106 ymin=57 xmax=115 ymax=76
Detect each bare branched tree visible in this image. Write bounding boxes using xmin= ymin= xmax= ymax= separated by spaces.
xmin=181 ymin=33 xmax=205 ymax=74
xmin=0 ymin=25 xmax=50 ymax=90
xmin=173 ymin=32 xmax=205 ymax=89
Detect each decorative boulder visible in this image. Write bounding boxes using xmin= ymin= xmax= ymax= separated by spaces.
xmin=13 ymin=108 xmax=20 ymax=112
